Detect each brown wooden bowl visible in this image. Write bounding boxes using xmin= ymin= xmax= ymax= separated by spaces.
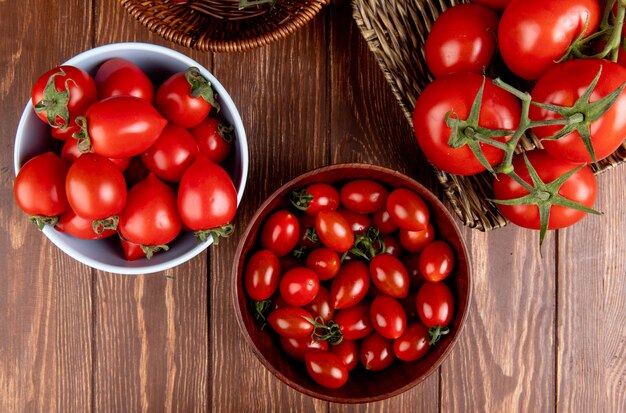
xmin=231 ymin=163 xmax=472 ymax=403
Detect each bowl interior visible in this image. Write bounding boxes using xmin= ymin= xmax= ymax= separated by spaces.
xmin=232 ymin=164 xmax=471 ymax=403
xmin=14 ymin=43 xmax=248 ymax=274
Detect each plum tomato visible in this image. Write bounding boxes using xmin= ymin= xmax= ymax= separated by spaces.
xmin=315 ymin=210 xmax=355 ymax=253
xmin=371 ymin=208 xmax=398 ymax=234
xmin=424 ymin=4 xmax=499 ymax=78
xmin=360 ymin=332 xmax=396 ymax=371
xmin=419 ymin=240 xmax=455 ymax=282
xmin=340 ymin=179 xmax=389 ymax=214
xmin=290 ymin=183 xmax=340 ymax=216
xmin=304 ymin=351 xmax=349 ymax=389
xmin=94 ymin=58 xmax=154 ymax=102
xmin=188 ymin=117 xmax=234 ymax=164
xmin=119 ymin=236 xmax=148 ymax=261
xmin=141 ymin=123 xmax=200 ymax=182
xmin=56 ymin=208 xmax=117 ymax=240
xmin=305 ymin=247 xmax=340 ymax=281
xmin=334 ymin=302 xmax=374 ymax=340
xmin=244 ymin=250 xmax=281 ymax=301
xmin=380 ymin=234 xmax=404 ymax=258
xmin=267 ymin=306 xmax=314 ymax=339
xmin=304 ymin=286 xmax=334 ymax=321
xmin=61 ymin=137 xmax=130 ymax=172
xmin=260 ymin=210 xmax=300 ymax=257
xmin=404 ymin=255 xmax=426 ymax=290
xmin=393 ymin=322 xmax=431 ymax=361
xmin=330 ymin=261 xmax=370 ymax=309
xmin=399 ymin=224 xmax=435 ymax=254
xmin=279 ymin=267 xmax=320 ymax=307
xmin=329 ymin=339 xmax=359 ymax=371
xmin=386 ymin=188 xmax=429 ymax=231
xmin=369 ymin=254 xmax=409 ymax=298
xmin=370 ymin=295 xmax=407 ymax=339
xmin=336 ymin=207 xmax=371 ymax=234
xmin=416 ymin=281 xmax=454 ymax=329
xmin=281 ymin=336 xmax=328 ymax=362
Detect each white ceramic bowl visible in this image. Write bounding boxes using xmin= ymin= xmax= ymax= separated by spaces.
xmin=14 ymin=42 xmax=248 ymax=274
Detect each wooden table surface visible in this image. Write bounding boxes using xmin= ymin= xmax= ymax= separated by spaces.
xmin=1 ymin=0 xmax=624 ymax=411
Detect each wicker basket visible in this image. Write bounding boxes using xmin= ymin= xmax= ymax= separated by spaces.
xmin=120 ymin=0 xmax=329 ymax=53
xmin=352 ymin=0 xmax=626 ymax=231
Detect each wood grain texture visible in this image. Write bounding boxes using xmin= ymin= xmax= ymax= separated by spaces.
xmin=557 ymin=166 xmax=626 ymax=413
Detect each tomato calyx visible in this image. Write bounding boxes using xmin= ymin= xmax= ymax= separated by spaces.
xmin=34 ymin=69 xmax=73 ymax=128
xmin=72 ymin=116 xmax=92 ymax=153
xmin=218 ymin=123 xmax=234 ymax=143
xmin=303 ymin=316 xmax=344 ymax=345
xmin=140 ymin=244 xmax=170 ymax=259
xmin=290 ymin=189 xmax=314 ymax=211
xmin=490 ymin=153 xmax=602 ymax=248
xmin=184 ymin=67 xmax=220 ymax=112
xmin=292 ymin=245 xmax=307 ymax=259
xmin=251 ymin=299 xmax=273 ymax=329
xmin=428 ymin=325 xmax=450 ymax=346
xmin=30 ymin=214 xmax=59 ymax=230
xmin=342 ymin=226 xmax=385 ymax=262
xmin=92 ymin=215 xmax=119 ymax=234
xmin=194 ymin=223 xmax=234 ymax=244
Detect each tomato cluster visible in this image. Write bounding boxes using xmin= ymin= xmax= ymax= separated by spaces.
xmin=14 ymin=60 xmax=238 ymax=260
xmin=243 ymin=180 xmax=458 ymax=388
xmin=413 ymin=0 xmax=626 ymax=243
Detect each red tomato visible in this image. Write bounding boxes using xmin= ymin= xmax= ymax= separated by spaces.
xmin=141 ymin=124 xmax=199 ymax=182
xmin=315 ymin=210 xmax=355 ymax=253
xmin=61 ymin=137 xmax=130 ymax=172
xmin=291 ymin=183 xmax=340 ymax=216
xmin=371 ymin=208 xmax=398 ymax=234
xmin=65 ymin=153 xmax=127 ymax=223
xmin=360 ymin=332 xmax=395 ymax=371
xmin=336 ymin=207 xmax=371 ymax=234
xmin=370 ymin=295 xmax=407 ymax=339
xmin=330 ymin=261 xmax=370 ymax=309
xmin=403 ymin=256 xmax=426 ymax=290
xmin=304 ymin=286 xmax=334 ymax=321
xmin=305 ymin=247 xmax=340 ymax=281
xmin=393 ymin=322 xmax=431 ymax=361
xmin=381 ymin=234 xmax=404 ymax=258
xmin=413 ymin=72 xmax=521 ymax=175
xmin=51 ymin=118 xmax=80 ymax=141
xmin=79 ymin=95 xmax=167 ymax=158
xmin=399 ymin=224 xmax=435 ymax=254
xmin=416 ymin=282 xmax=455 ymax=328
xmin=470 ymin=0 xmax=512 ymax=11
xmin=280 ymin=336 xmax=328 ymax=362
xmin=297 ymin=214 xmax=320 ymax=250
xmin=386 ymin=188 xmax=430 ymax=231
xmin=329 ymin=339 xmax=359 ymax=371
xmin=425 ymin=4 xmax=499 ymax=78
xmin=94 ymin=58 xmax=154 ymax=102
xmin=279 ymin=255 xmax=302 ymax=275
xmin=244 ymin=250 xmax=281 ymax=301
xmin=119 ymin=236 xmax=147 ymax=261
xmin=188 ymin=117 xmax=233 ymax=164
xmin=493 ymin=150 xmax=598 ymax=230
xmin=530 ymin=59 xmax=626 ymax=164
xmin=260 ymin=210 xmax=300 ymax=257
xmin=267 ymin=306 xmax=314 ymax=338
xmin=334 ymin=302 xmax=374 ymax=340
xmin=155 ymin=68 xmax=218 ymax=128
xmin=56 ymin=208 xmax=117 ymax=240
xmin=498 ymin=0 xmax=600 ymax=80
xmin=419 ymin=241 xmax=455 ymax=282
xmin=31 ymin=65 xmax=96 ymax=129
xmin=279 ymin=267 xmax=320 ymax=307
xmin=369 ymin=254 xmax=409 ymax=298
xmin=118 ymin=174 xmax=182 ymax=249
xmin=304 ymin=352 xmax=349 ymax=389
xmin=14 ymin=152 xmax=69 ymax=222
xmin=123 ymin=155 xmax=150 ymax=187
xmin=340 ymin=180 xmax=389 ymax=214
xmin=177 ymin=156 xmax=237 ymax=240
xmin=399 ymin=291 xmax=420 ymax=321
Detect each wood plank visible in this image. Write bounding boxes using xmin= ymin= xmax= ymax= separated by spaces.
xmin=92 ymin=1 xmax=210 ymax=411
xmin=0 ymin=0 xmax=94 ymax=411
xmin=209 ymin=10 xmax=330 ymax=412
xmin=557 ymin=166 xmax=626 ymax=412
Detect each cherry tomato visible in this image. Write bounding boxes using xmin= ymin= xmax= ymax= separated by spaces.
xmin=399 ymin=291 xmax=420 ymax=321
xmin=360 ymin=332 xmax=395 ymax=371
xmin=399 ymin=224 xmax=435 ymax=254
xmin=370 ymin=295 xmax=407 ymax=339
xmin=31 ymin=65 xmax=96 ymax=129
xmin=65 ymin=153 xmax=127 ymax=223
xmin=260 ymin=210 xmax=300 ymax=257
xmin=177 ymin=156 xmax=237 ymax=239
xmin=189 ymin=117 xmax=233 ymax=164
xmin=493 ymin=150 xmax=598 ymax=230
xmin=304 ymin=286 xmax=334 ymax=321
xmin=369 ymin=254 xmax=409 ymax=298
xmin=244 ymin=250 xmax=281 ymax=301
xmin=340 ymin=179 xmax=389 ymax=214
xmin=79 ymin=95 xmax=167 ymax=158
xmin=330 ymin=261 xmax=370 ymax=309
xmin=498 ymin=0 xmax=601 ymax=80
xmin=304 ymin=352 xmax=349 ymax=389
xmin=141 ymin=123 xmax=199 ymax=182
xmin=470 ymin=0 xmax=512 ymax=11
xmin=315 ymin=210 xmax=354 ymax=253
xmin=413 ymin=72 xmax=521 ymax=175
xmin=380 ymin=234 xmax=404 ymax=258
xmin=305 ymin=247 xmax=340 ymax=281
xmin=393 ymin=322 xmax=431 ymax=361
xmin=51 ymin=118 xmax=80 ymax=141
xmin=14 ymin=152 xmax=69 ymax=221
xmin=279 ymin=267 xmax=320 ymax=307
xmin=155 ymin=67 xmax=218 ymax=128
xmin=291 ymin=183 xmax=340 ymax=216
xmin=267 ymin=306 xmax=314 ymax=338
xmin=425 ymin=4 xmax=499 ymax=78
xmin=119 ymin=236 xmax=147 ymax=261
xmin=416 ymin=282 xmax=454 ymax=328
xmin=530 ymin=59 xmax=626 ymax=164
xmin=337 ymin=207 xmax=371 ymax=234
xmin=61 ymin=137 xmax=130 ymax=172
xmin=371 ymin=208 xmax=398 ymax=234
xmin=334 ymin=302 xmax=374 ymax=340
xmin=56 ymin=208 xmax=117 ymax=240
xmin=94 ymin=58 xmax=154 ymax=102
xmin=298 ymin=214 xmax=320 ymax=250
xmin=386 ymin=188 xmax=430 ymax=231
xmin=280 ymin=336 xmax=328 ymax=362
xmin=329 ymin=340 xmax=359 ymax=371
xmin=404 ymin=255 xmax=426 ymax=290
xmin=419 ymin=240 xmax=455 ymax=282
